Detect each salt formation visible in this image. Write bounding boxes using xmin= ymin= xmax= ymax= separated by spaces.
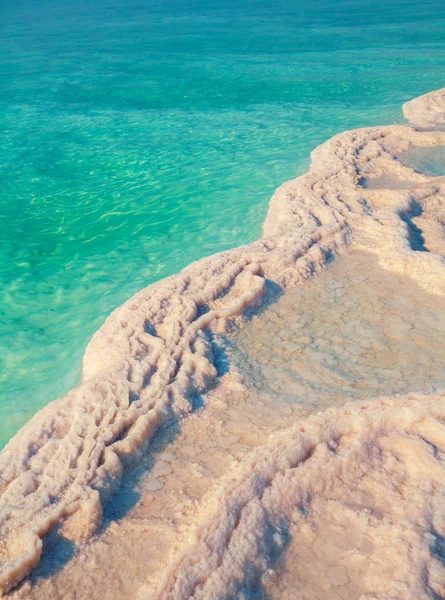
xmin=404 ymin=87 xmax=445 ymax=128
xmin=153 ymin=394 xmax=445 ymax=600
xmin=1 ymin=88 xmax=445 ymax=596
xmin=230 ymin=250 xmax=445 ymax=409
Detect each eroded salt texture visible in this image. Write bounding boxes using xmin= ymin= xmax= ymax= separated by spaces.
xmin=152 ymin=395 xmax=445 ymax=600
xmin=1 ymin=88 xmax=445 ymax=597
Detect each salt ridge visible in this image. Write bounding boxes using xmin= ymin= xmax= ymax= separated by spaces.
xmin=152 ymin=394 xmax=445 ymax=600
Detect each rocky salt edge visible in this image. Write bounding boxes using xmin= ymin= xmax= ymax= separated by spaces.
xmin=1 ymin=88 xmax=445 ymax=596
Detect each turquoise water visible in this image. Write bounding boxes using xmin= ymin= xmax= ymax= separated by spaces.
xmin=1 ymin=0 xmax=445 ymax=448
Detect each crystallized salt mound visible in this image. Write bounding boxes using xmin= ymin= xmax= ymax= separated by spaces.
xmin=152 ymin=394 xmax=445 ymax=600
xmin=403 ymin=87 xmax=445 ymax=128
xmin=1 ymin=87 xmax=445 ymax=594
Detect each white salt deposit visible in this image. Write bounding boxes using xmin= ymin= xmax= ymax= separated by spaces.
xmin=152 ymin=394 xmax=445 ymax=600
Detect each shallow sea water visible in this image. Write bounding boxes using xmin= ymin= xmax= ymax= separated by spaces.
xmin=1 ymin=0 xmax=445 ymax=447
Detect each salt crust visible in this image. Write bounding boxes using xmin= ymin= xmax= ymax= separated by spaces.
xmin=152 ymin=394 xmax=445 ymax=600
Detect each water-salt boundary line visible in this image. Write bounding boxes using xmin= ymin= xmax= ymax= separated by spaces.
xmin=1 ymin=88 xmax=445 ymax=595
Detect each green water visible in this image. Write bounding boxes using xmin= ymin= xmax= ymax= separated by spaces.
xmin=1 ymin=0 xmax=445 ymax=448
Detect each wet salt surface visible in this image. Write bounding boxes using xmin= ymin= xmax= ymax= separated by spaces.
xmin=229 ymin=250 xmax=445 ymax=413
xmin=359 ymin=173 xmax=415 ymax=189
xmin=398 ymin=145 xmax=445 ymax=176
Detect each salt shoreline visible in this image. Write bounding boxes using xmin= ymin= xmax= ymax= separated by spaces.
xmin=1 ymin=88 xmax=445 ymax=597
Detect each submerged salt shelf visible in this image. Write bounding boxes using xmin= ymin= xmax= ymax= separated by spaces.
xmin=359 ymin=173 xmax=415 ymax=189
xmin=1 ymin=88 xmax=445 ymax=599
xmin=230 ymin=249 xmax=445 ymax=411
xmin=398 ymin=145 xmax=445 ymax=177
